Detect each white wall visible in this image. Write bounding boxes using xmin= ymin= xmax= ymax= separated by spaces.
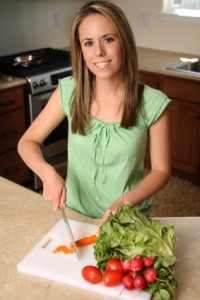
xmin=0 ymin=0 xmax=85 ymax=56
xmin=114 ymin=0 xmax=200 ymax=55
xmin=0 ymin=0 xmax=199 ymax=56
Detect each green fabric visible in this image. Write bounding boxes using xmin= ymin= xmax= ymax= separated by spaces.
xmin=59 ymin=76 xmax=171 ymax=218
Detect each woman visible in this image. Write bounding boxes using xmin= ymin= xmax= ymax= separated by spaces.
xmin=18 ymin=1 xmax=171 ymax=226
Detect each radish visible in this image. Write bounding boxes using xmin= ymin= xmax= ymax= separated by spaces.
xmin=122 ymin=259 xmax=132 ymax=272
xmin=130 ymin=258 xmax=144 ymax=272
xmin=122 ymin=275 xmax=135 ymax=290
xmin=134 ymin=254 xmax=143 ymax=260
xmin=143 ymin=257 xmax=155 ymax=268
xmin=133 ymin=275 xmax=147 ymax=289
xmin=144 ymin=268 xmax=158 ymax=283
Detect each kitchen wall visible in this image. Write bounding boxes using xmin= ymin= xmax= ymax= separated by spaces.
xmin=0 ymin=0 xmax=199 ymax=56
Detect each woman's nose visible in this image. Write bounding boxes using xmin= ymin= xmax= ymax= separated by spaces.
xmin=95 ymin=42 xmax=106 ymax=57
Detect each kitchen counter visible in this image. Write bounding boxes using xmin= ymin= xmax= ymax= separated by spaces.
xmin=0 ymin=47 xmax=199 ymax=92
xmin=0 ymin=176 xmax=199 ymax=300
xmin=0 ymin=73 xmax=26 ymax=91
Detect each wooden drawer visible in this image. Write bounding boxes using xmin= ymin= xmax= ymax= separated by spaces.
xmin=0 ymin=150 xmax=30 ymax=184
xmin=0 ymin=109 xmax=26 ymax=154
xmin=0 ymin=86 xmax=24 ymax=114
xmin=160 ymin=76 xmax=200 ymax=104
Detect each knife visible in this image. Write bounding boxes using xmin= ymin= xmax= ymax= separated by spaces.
xmin=59 ymin=205 xmax=79 ymax=259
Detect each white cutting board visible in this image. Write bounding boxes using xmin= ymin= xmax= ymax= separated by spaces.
xmin=17 ymin=219 xmax=151 ymax=300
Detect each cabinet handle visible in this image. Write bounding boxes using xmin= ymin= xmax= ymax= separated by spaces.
xmin=2 ymin=129 xmax=18 ymax=137
xmin=5 ymin=166 xmax=20 ymax=174
xmin=0 ymin=99 xmax=15 ymax=106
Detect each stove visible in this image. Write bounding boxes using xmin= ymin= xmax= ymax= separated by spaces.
xmin=0 ymin=47 xmax=72 ymax=95
xmin=0 ymin=47 xmax=72 ymax=190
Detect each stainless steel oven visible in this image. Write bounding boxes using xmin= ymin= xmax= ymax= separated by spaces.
xmin=0 ymin=48 xmax=72 ymax=190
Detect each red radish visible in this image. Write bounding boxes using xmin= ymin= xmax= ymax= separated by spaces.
xmin=134 ymin=255 xmax=143 ymax=260
xmin=133 ymin=275 xmax=147 ymax=290
xmin=122 ymin=275 xmax=135 ymax=290
xmin=130 ymin=258 xmax=144 ymax=272
xmin=143 ymin=257 xmax=155 ymax=268
xmin=144 ymin=268 xmax=158 ymax=283
xmin=122 ymin=259 xmax=132 ymax=272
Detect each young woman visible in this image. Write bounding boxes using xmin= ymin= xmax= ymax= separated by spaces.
xmin=18 ymin=1 xmax=171 ymax=226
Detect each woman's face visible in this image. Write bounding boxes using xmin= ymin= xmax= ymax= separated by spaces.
xmin=78 ymin=13 xmax=123 ymax=81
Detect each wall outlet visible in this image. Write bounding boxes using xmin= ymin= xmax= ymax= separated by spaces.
xmin=139 ymin=11 xmax=152 ymax=27
xmin=53 ymin=12 xmax=61 ymax=27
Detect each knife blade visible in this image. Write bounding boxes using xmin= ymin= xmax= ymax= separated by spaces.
xmin=59 ymin=205 xmax=79 ymax=259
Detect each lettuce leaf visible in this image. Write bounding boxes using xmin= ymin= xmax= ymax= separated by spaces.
xmin=94 ymin=205 xmax=177 ymax=270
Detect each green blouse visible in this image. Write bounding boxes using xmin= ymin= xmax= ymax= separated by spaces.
xmin=59 ymin=76 xmax=171 ymax=218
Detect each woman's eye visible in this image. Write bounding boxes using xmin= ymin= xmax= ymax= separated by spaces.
xmin=84 ymin=41 xmax=93 ymax=47
xmin=104 ymin=36 xmax=114 ymax=43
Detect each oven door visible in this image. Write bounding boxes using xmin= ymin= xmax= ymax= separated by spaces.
xmin=28 ymin=91 xmax=68 ymax=190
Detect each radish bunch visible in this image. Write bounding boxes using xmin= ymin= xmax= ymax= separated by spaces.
xmin=121 ymin=255 xmax=158 ymax=291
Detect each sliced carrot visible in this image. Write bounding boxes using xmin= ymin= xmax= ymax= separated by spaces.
xmin=74 ymin=234 xmax=97 ymax=247
xmin=53 ymin=234 xmax=97 ymax=255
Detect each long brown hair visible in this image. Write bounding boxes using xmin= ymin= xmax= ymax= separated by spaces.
xmin=70 ymin=0 xmax=143 ymax=134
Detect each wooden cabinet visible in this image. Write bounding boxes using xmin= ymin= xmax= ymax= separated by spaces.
xmin=139 ymin=71 xmax=200 ymax=185
xmin=0 ymin=86 xmax=30 ymax=184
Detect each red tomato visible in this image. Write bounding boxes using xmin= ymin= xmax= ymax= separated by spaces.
xmin=143 ymin=257 xmax=155 ymax=268
xmin=106 ymin=258 xmax=124 ymax=272
xmin=130 ymin=258 xmax=144 ymax=272
xmin=82 ymin=265 xmax=102 ymax=284
xmin=102 ymin=270 xmax=124 ymax=287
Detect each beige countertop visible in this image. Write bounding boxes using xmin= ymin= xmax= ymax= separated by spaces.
xmin=0 ymin=176 xmax=200 ymax=300
xmin=0 ymin=47 xmax=199 ymax=92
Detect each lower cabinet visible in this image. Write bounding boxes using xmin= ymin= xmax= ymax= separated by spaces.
xmin=139 ymin=71 xmax=200 ymax=185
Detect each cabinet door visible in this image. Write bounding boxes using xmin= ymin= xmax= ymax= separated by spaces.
xmin=169 ymin=99 xmax=200 ymax=174
xmin=139 ymin=71 xmax=159 ymax=89
xmin=0 ymin=150 xmax=30 ymax=184
xmin=0 ymin=109 xmax=26 ymax=154
xmin=0 ymin=86 xmax=24 ymax=114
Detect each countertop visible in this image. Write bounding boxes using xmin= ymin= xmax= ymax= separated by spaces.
xmin=0 ymin=176 xmax=200 ymax=300
xmin=0 ymin=47 xmax=200 ymax=91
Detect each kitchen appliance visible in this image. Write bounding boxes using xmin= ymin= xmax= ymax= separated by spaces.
xmin=17 ymin=219 xmax=151 ymax=300
xmin=0 ymin=48 xmax=72 ymax=189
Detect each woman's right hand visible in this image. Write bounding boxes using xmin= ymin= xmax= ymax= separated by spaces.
xmin=42 ymin=165 xmax=66 ymax=211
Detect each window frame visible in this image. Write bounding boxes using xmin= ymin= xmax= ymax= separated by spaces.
xmin=162 ymin=0 xmax=200 ymax=20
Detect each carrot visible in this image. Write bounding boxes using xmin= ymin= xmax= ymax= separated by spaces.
xmin=53 ymin=234 xmax=97 ymax=255
xmin=53 ymin=243 xmax=76 ymax=254
xmin=74 ymin=234 xmax=97 ymax=247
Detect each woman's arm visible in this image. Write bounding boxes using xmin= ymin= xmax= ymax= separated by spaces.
xmin=100 ymin=107 xmax=171 ymax=225
xmin=17 ymin=87 xmax=67 ymax=210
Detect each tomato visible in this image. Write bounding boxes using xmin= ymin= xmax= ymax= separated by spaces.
xmin=82 ymin=265 xmax=102 ymax=284
xmin=106 ymin=258 xmax=124 ymax=272
xmin=143 ymin=257 xmax=155 ymax=268
xmin=130 ymin=258 xmax=144 ymax=272
xmin=144 ymin=268 xmax=158 ymax=283
xmin=133 ymin=275 xmax=147 ymax=290
xmin=102 ymin=270 xmax=124 ymax=287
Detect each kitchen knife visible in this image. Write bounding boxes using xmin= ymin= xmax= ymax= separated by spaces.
xmin=59 ymin=205 xmax=79 ymax=259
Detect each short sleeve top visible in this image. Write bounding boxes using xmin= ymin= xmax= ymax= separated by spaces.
xmin=59 ymin=76 xmax=171 ymax=218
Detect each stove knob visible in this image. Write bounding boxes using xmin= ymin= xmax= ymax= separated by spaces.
xmin=32 ymin=81 xmax=39 ymax=89
xmin=40 ymin=79 xmax=47 ymax=87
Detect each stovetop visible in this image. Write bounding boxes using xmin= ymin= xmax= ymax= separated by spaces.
xmin=0 ymin=47 xmax=71 ymax=78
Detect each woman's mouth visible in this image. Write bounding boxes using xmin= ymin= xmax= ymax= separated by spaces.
xmin=94 ymin=60 xmax=111 ymax=69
